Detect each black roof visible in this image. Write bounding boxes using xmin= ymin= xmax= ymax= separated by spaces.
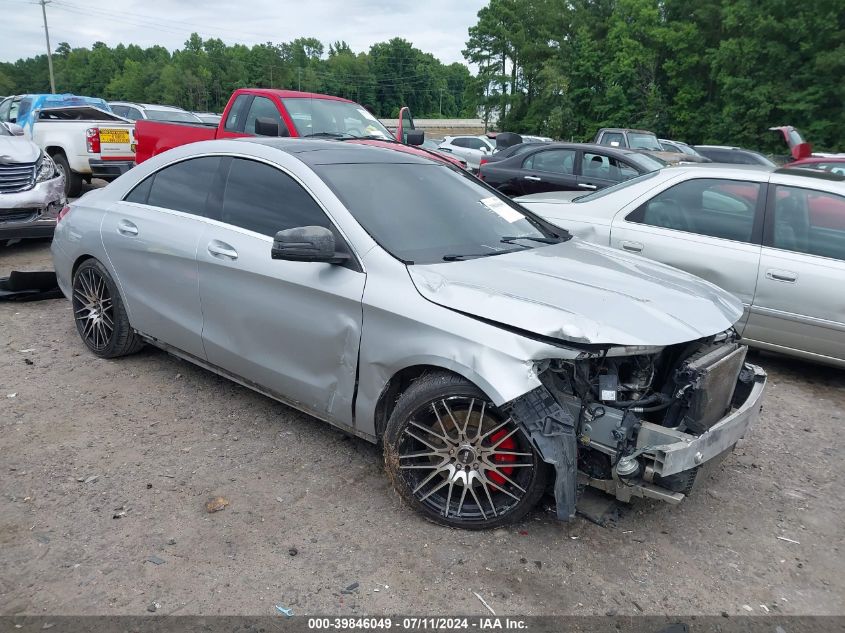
xmin=238 ymin=137 xmax=434 ymax=166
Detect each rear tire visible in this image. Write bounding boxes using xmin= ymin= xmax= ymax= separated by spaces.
xmin=51 ymin=152 xmax=83 ymax=198
xmin=384 ymin=371 xmax=548 ymax=529
xmin=71 ymin=259 xmax=143 ymax=358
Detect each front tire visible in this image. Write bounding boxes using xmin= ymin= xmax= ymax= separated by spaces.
xmin=384 ymin=371 xmax=548 ymax=529
xmin=71 ymin=259 xmax=143 ymax=358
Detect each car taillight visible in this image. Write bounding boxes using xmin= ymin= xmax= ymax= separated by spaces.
xmin=86 ymin=128 xmax=101 ymax=153
xmin=479 ymin=157 xmax=488 ymax=166
xmin=56 ymin=205 xmax=71 ymax=223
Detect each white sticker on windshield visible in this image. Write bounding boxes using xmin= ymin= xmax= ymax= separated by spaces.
xmin=480 ymin=196 xmax=524 ymax=223
xmin=357 ymin=108 xmax=378 ymax=121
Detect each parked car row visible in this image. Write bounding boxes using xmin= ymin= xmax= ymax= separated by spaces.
xmin=517 ymin=164 xmax=845 ymax=367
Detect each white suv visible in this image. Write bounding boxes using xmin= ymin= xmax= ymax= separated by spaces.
xmin=438 ymin=135 xmax=495 ymax=171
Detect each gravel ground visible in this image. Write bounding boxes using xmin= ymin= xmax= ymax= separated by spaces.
xmin=1 ymin=237 xmax=843 ymax=617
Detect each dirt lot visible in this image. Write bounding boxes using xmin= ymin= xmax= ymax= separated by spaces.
xmin=1 ymin=237 xmax=843 ymax=617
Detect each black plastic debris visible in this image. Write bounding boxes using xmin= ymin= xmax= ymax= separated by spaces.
xmin=0 ymin=271 xmax=63 ymax=302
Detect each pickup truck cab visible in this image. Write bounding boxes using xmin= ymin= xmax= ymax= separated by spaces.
xmin=594 ymin=127 xmax=680 ymax=164
xmin=135 ymin=88 xmax=464 ymax=168
xmin=0 ymin=94 xmax=136 ymax=197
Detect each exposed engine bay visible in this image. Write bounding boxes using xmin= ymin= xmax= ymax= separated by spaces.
xmin=508 ymin=329 xmax=767 ymax=521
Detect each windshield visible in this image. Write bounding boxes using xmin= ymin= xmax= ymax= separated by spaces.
xmin=282 ymin=98 xmax=392 ymax=139
xmin=145 ymin=109 xmax=201 ymax=123
xmin=628 ymin=132 xmax=663 ymax=151
xmin=574 ymin=170 xmax=661 ymax=203
xmin=316 ymin=163 xmax=559 ymax=264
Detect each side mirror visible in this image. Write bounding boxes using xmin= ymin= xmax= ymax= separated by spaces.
xmin=406 ymin=129 xmax=424 ymax=146
xmin=271 ymin=226 xmax=349 ymax=264
xmin=8 ymin=123 xmax=25 ymax=136
xmin=255 ymin=117 xmax=280 ymax=137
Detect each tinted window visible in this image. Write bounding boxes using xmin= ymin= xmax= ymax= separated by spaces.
xmin=110 ymin=105 xmax=127 ymax=117
xmin=771 ymin=185 xmax=845 ymax=260
xmin=243 ymin=96 xmax=287 ymax=136
xmin=143 ymin=157 xmax=221 ymax=215
xmin=224 ymin=94 xmax=250 ymax=131
xmin=581 ymin=152 xmax=639 ymax=182
xmin=316 ymin=163 xmax=555 ymax=264
xmin=465 ymin=138 xmax=487 ymax=150
xmin=220 ymin=158 xmax=329 ymax=236
xmin=451 ymin=138 xmax=467 ymax=148
xmin=124 ymin=175 xmax=154 ymax=204
xmin=628 ymin=178 xmax=761 ymax=243
xmin=523 ymin=149 xmax=575 ymax=175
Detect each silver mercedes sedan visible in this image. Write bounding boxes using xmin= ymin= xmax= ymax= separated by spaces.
xmin=518 ymin=165 xmax=845 ymax=368
xmin=52 ymin=138 xmax=766 ymax=529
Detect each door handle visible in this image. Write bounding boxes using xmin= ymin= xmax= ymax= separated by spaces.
xmin=578 ymin=183 xmax=598 ymax=190
xmin=207 ymin=240 xmax=238 ymax=261
xmin=524 ymin=175 xmax=541 ymax=181
xmin=621 ymin=240 xmax=643 ymax=253
xmin=766 ymin=269 xmax=797 ymax=283
xmin=117 ymin=219 xmax=138 ymax=236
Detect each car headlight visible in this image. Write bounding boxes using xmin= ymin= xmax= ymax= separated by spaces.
xmin=36 ymin=152 xmax=58 ymax=182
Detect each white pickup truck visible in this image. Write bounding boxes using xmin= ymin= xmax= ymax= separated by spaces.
xmin=0 ymin=95 xmax=136 ymax=197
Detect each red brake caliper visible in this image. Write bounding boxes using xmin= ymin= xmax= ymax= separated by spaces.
xmin=487 ymin=429 xmax=516 ymax=486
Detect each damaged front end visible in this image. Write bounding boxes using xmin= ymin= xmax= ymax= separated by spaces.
xmin=507 ymin=330 xmax=766 ymax=520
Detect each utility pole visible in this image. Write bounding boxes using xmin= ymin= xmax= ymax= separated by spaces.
xmin=439 ymin=88 xmax=444 ymax=116
xmin=297 ymin=67 xmax=302 ymax=91
xmin=40 ymin=0 xmax=56 ymax=93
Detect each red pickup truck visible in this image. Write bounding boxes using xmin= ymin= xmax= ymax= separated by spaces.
xmin=135 ymin=88 xmax=464 ymax=168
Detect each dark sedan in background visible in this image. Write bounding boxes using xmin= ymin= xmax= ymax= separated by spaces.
xmin=478 ymin=142 xmax=665 ymax=196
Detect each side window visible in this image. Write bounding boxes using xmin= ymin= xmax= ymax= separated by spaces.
xmin=110 ymin=105 xmax=126 ymax=117
xmin=601 ymin=132 xmax=626 ymax=148
xmin=220 ymin=158 xmax=330 ymax=237
xmin=0 ymin=98 xmax=10 ymax=121
xmin=243 ymin=96 xmax=287 ymax=136
xmin=524 ymin=149 xmax=575 ymax=175
xmin=143 ymin=157 xmax=221 ymax=215
xmin=224 ymin=94 xmax=250 ymax=131
xmin=126 ymin=107 xmax=143 ymax=120
xmin=451 ymin=138 xmax=467 ymax=148
xmin=124 ymin=175 xmax=154 ymax=204
xmin=582 ymin=152 xmax=637 ymax=182
xmin=771 ymin=185 xmax=845 ymax=260
xmin=627 ymin=178 xmax=761 ymax=243
xmin=466 ymin=138 xmax=487 ymax=150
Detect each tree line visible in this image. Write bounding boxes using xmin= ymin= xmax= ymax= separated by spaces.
xmin=465 ymin=0 xmax=844 ymax=151
xmin=0 ymin=35 xmax=479 ymax=119
xmin=1 ymin=0 xmax=842 ymax=151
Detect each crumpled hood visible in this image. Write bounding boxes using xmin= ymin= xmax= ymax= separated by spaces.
xmin=0 ymin=135 xmax=40 ymax=164
xmin=408 ymin=238 xmax=743 ymax=347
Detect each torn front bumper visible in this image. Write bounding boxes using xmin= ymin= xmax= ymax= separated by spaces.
xmin=0 ymin=175 xmax=65 ymax=239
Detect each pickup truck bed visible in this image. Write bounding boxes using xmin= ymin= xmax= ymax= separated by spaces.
xmin=134 ymin=120 xmax=217 ymax=164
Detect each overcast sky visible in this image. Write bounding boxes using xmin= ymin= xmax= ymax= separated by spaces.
xmin=0 ymin=0 xmax=487 ymax=64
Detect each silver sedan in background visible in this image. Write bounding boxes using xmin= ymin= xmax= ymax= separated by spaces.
xmin=51 ymin=139 xmax=765 ymax=529
xmin=517 ymin=165 xmax=845 ymax=367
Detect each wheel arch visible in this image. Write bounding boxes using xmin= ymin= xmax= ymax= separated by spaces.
xmin=45 ymin=145 xmax=67 ymax=158
xmin=372 ymin=362 xmax=504 ymax=439
xmin=71 ymin=254 xmax=96 ymax=279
